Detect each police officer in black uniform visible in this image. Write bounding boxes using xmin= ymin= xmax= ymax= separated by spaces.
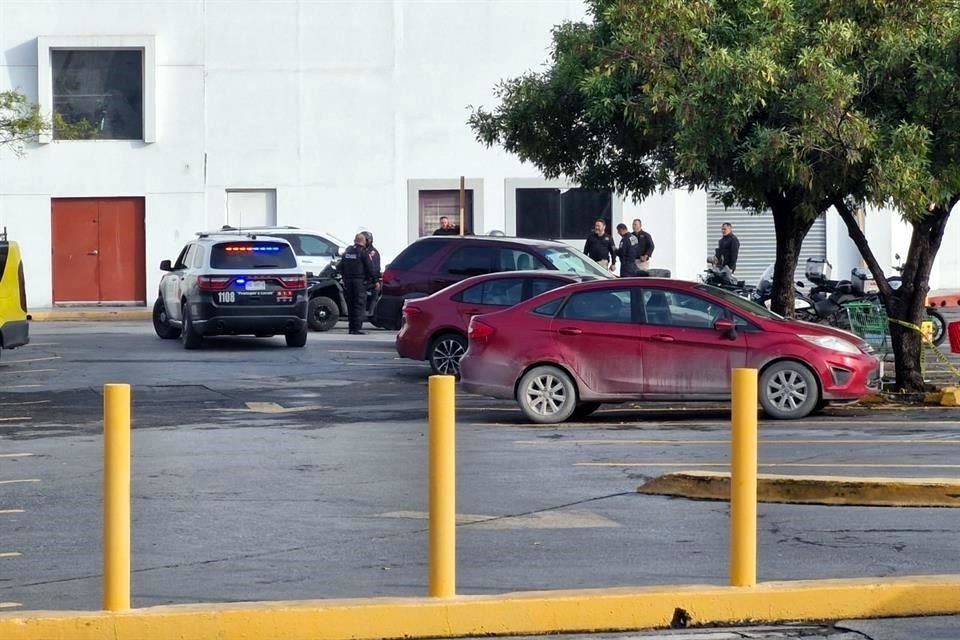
xmin=714 ymin=222 xmax=740 ymax=272
xmin=616 ymin=223 xmax=640 ymax=277
xmin=583 ymin=219 xmax=617 ymax=271
xmin=360 ymin=230 xmax=382 ymax=317
xmin=339 ymin=233 xmax=376 ymax=335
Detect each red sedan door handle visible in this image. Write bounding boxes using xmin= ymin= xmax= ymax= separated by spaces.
xmin=651 ymin=334 xmax=675 ymax=342
xmin=559 ymin=327 xmax=583 ymax=336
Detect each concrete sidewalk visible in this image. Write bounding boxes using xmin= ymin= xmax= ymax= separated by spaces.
xmin=524 ymin=617 xmax=960 ymax=638
xmin=28 ymin=306 xmax=151 ymax=321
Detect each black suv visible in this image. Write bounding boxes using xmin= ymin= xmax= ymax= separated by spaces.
xmin=153 ymin=234 xmax=309 ymax=349
xmin=374 ymin=235 xmax=613 ymax=329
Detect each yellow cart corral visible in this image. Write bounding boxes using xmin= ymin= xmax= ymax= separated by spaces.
xmin=0 ymin=231 xmax=29 ymax=356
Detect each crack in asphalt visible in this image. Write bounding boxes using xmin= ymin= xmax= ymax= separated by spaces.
xmin=0 ymin=491 xmax=635 ymax=591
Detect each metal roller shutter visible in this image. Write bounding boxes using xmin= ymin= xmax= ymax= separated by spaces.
xmin=706 ymin=196 xmax=827 ymax=285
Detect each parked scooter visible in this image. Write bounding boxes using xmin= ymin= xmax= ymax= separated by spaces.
xmin=751 ymin=263 xmax=815 ymax=316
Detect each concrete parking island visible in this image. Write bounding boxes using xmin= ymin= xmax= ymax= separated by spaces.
xmin=639 ymin=471 xmax=960 ymax=507
xmin=3 ymin=576 xmax=960 ymax=640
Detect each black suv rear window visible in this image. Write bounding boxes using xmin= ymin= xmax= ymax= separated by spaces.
xmin=389 ymin=239 xmax=445 ymax=270
xmin=211 ymin=242 xmax=298 ymax=269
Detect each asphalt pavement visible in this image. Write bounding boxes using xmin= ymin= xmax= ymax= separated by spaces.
xmin=1 ymin=321 xmax=959 ymax=637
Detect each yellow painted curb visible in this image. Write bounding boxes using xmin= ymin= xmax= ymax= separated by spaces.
xmin=29 ymin=309 xmax=151 ymax=322
xmin=639 ymin=471 xmax=960 ymax=507
xmin=3 ymin=576 xmax=960 ymax=640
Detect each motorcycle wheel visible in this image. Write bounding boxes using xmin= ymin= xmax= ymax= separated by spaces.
xmin=927 ymin=309 xmax=946 ymax=346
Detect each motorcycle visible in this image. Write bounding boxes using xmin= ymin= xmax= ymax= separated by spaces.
xmin=305 ymin=257 xmax=383 ymax=332
xmin=700 ymin=260 xmax=755 ymax=300
xmin=751 ymin=263 xmax=815 ymax=316
xmin=800 ymin=258 xmax=945 ymax=345
xmin=885 ymin=254 xmax=946 ymax=345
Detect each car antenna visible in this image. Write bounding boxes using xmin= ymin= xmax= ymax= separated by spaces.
xmin=0 ymin=226 xmax=6 ymax=241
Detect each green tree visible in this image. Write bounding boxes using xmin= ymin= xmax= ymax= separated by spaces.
xmin=1 ymin=89 xmax=98 ymax=154
xmin=826 ymin=0 xmax=960 ymax=391
xmin=0 ymin=90 xmax=49 ymax=155
xmin=470 ymin=0 xmax=866 ymax=317
xmin=470 ymin=0 xmax=959 ymax=391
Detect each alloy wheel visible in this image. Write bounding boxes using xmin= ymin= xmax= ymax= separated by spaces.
xmin=524 ymin=373 xmax=568 ymax=416
xmin=431 ymin=338 xmax=466 ymax=375
xmin=766 ymin=369 xmax=808 ymax=412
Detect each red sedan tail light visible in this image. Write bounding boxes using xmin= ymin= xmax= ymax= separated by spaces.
xmin=197 ymin=276 xmax=232 ymax=290
xmin=403 ymin=304 xmax=422 ymax=317
xmin=383 ymin=270 xmax=397 ymax=285
xmin=468 ymin=319 xmax=496 ymax=340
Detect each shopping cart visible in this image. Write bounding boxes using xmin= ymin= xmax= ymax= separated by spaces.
xmin=845 ymin=301 xmax=892 ymax=359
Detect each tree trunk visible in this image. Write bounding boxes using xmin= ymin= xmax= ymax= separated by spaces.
xmin=769 ymin=202 xmax=815 ymax=318
xmin=885 ymin=205 xmax=951 ymax=391
xmin=833 ymin=198 xmax=955 ymax=392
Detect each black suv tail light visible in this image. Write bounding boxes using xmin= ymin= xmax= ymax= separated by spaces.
xmin=197 ymin=276 xmax=232 ymax=290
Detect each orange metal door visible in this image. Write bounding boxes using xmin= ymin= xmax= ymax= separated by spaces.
xmin=98 ymin=198 xmax=146 ymax=303
xmin=52 ymin=197 xmax=146 ymax=304
xmin=52 ymin=199 xmax=101 ymax=303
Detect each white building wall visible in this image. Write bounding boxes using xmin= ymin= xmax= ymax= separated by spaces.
xmin=1 ymin=0 xmax=957 ymax=307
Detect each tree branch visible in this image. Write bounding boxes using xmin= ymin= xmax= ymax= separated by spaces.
xmin=832 ymin=198 xmax=895 ymax=300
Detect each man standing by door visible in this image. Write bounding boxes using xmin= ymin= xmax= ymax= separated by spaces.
xmin=433 ymin=217 xmax=459 ymax=236
xmin=583 ymin=219 xmax=617 ymax=271
xmin=632 ymin=219 xmax=655 ymax=272
xmin=339 ymin=233 xmax=376 ymax=335
xmin=616 ymin=223 xmax=640 ymax=277
xmin=714 ymin=222 xmax=740 ymax=272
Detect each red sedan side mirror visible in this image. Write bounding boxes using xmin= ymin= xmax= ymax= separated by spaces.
xmin=714 ymin=318 xmax=737 ymax=339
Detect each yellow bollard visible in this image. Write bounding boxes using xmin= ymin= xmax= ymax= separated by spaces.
xmin=730 ymin=368 xmax=758 ymax=588
xmin=103 ymin=383 xmax=132 ymax=611
xmin=428 ymin=375 xmax=456 ymax=598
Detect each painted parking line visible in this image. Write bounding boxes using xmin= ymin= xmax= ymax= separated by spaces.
xmin=476 ymin=419 xmax=960 ymax=428
xmin=576 ymin=462 xmax=960 ymax=469
xmin=328 ymin=350 xmax=397 ymax=355
xmin=0 ymin=552 xmax=21 ymax=559
xmin=0 ymin=400 xmax=49 ymax=407
xmin=0 ymin=417 xmax=31 ymax=422
xmin=0 ymin=384 xmax=42 ymax=389
xmin=517 ymin=438 xmax=960 ymax=446
xmin=0 ymin=603 xmax=22 ymax=609
xmin=0 ymin=510 xmax=24 ymax=514
xmin=0 ymin=453 xmax=33 ymax=459
xmin=0 ymin=479 xmax=40 ymax=485
xmin=0 ymin=356 xmax=61 ymax=365
xmin=0 ymin=368 xmax=56 ymax=376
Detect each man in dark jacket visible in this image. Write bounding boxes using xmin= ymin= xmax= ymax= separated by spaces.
xmin=339 ymin=233 xmax=376 ymax=335
xmin=616 ymin=223 xmax=640 ymax=277
xmin=583 ymin=219 xmax=617 ymax=271
xmin=433 ymin=216 xmax=459 ymax=236
xmin=715 ymin=222 xmax=740 ymax=272
xmin=632 ymin=219 xmax=655 ymax=272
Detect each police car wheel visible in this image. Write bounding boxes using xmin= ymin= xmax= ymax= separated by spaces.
xmin=153 ymin=297 xmax=181 ymax=340
xmin=308 ymin=296 xmax=339 ymax=332
xmin=516 ymin=365 xmax=577 ymax=424
xmin=181 ymin=305 xmax=203 ymax=350
xmin=285 ymin=325 xmax=308 ymax=348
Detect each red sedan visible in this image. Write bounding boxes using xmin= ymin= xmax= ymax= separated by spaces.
xmin=460 ymin=279 xmax=881 ymax=422
xmin=396 ymin=271 xmax=585 ymax=375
